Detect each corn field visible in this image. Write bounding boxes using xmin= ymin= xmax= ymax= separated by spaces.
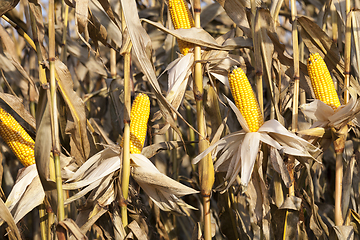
xmin=1 ymin=0 xmax=360 ymax=239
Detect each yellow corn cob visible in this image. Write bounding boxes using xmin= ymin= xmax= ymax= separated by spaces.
xmin=228 ymin=66 xmax=264 ymax=132
xmin=129 ymin=93 xmax=150 ymax=154
xmin=307 ymin=53 xmax=341 ymax=110
xmin=0 ymin=108 xmax=35 ymax=167
xmin=168 ymin=0 xmax=194 ymax=55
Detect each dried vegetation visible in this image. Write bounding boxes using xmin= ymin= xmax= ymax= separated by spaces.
xmin=1 ymin=0 xmax=360 ymax=239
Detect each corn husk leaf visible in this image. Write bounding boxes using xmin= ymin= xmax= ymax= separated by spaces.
xmin=130 ymin=154 xmax=198 ymax=213
xmin=0 ymin=165 xmax=44 ymax=224
xmin=300 ymin=88 xmax=360 ymax=129
xmin=63 ymin=147 xmax=120 ymax=189
xmin=193 ymin=97 xmax=320 ymax=188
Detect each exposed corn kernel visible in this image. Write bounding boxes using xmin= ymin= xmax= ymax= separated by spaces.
xmin=307 ymin=53 xmax=341 ymax=110
xmin=168 ymin=0 xmax=194 ymax=55
xmin=129 ymin=94 xmax=150 ymax=154
xmin=0 ymin=108 xmax=35 ymax=167
xmin=228 ymin=66 xmax=264 ymax=132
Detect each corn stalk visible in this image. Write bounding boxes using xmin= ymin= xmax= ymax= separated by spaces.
xmin=193 ymin=0 xmax=214 ymax=239
xmin=49 ymin=0 xmax=65 ymax=222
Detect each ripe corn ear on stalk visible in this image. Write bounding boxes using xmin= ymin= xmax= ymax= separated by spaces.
xmin=228 ymin=66 xmax=264 ymax=132
xmin=168 ymin=0 xmax=194 ymax=55
xmin=0 ymin=107 xmax=35 ymax=167
xmin=129 ymin=93 xmax=150 ymax=154
xmin=307 ymin=53 xmax=341 ymax=110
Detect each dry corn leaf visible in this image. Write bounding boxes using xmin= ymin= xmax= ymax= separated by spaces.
xmin=76 ymin=204 xmax=108 ymax=234
xmin=332 ymin=0 xmax=346 ymax=23
xmin=126 ymin=220 xmax=148 ymax=240
xmin=254 ymin=9 xmax=284 ymax=125
xmin=9 ymin=175 xmax=44 ymax=223
xmin=142 ymin=19 xmax=252 ymax=50
xmin=0 ymin=0 xmax=18 ymax=17
xmin=141 ymin=140 xmax=186 ymax=159
xmin=342 ymin=156 xmax=355 ymax=221
xmin=55 ymin=59 xmax=94 ymax=162
xmin=302 ymin=163 xmax=330 ymax=237
xmin=351 ymin=10 xmax=360 ymax=79
xmin=269 ymin=147 xmax=291 ymax=187
xmin=34 ymin=88 xmax=55 ymax=185
xmin=330 ymin=226 xmax=354 ymax=240
xmin=28 ymin=0 xmax=46 ymax=61
xmin=0 ymin=165 xmax=44 ymax=225
xmin=200 ymin=2 xmax=224 ymax=28
xmin=0 ymin=24 xmax=37 ymax=91
xmin=63 ymin=147 xmax=120 ymax=190
xmin=55 ymin=31 xmax=107 ymax=76
xmin=90 ymin=0 xmax=122 ymax=48
xmin=0 ymin=197 xmax=21 ymax=239
xmin=58 ymin=218 xmax=87 ymax=240
xmin=215 ymin=0 xmax=257 ymax=37
xmin=75 ymin=0 xmax=89 ymax=44
xmin=120 ymin=0 xmax=188 ymax=142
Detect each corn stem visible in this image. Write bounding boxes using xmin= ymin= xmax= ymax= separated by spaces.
xmin=120 ymin=5 xmax=132 ymax=228
xmin=193 ymin=0 xmax=214 ymax=239
xmin=49 ymin=0 xmax=65 ymax=222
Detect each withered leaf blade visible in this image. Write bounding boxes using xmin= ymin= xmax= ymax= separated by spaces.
xmin=0 ymin=197 xmax=22 ymax=239
xmin=57 ymin=218 xmax=87 ymax=240
xmin=142 ymin=19 xmax=252 ymax=50
xmin=351 ymin=10 xmax=360 ymax=79
xmin=131 ymin=154 xmax=198 ymax=213
xmin=126 ymin=220 xmax=148 ymax=240
xmin=55 ymin=59 xmax=93 ymax=162
xmin=0 ymin=24 xmax=37 ymax=91
xmin=330 ymin=226 xmax=354 ymax=240
xmin=141 ymin=141 xmax=185 ymax=159
xmin=120 ymin=0 xmax=186 ymax=143
xmin=216 ymin=0 xmax=255 ymax=37
xmin=0 ymin=0 xmax=19 ymax=17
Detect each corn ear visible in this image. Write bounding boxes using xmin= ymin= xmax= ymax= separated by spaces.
xmin=307 ymin=53 xmax=341 ymax=110
xmin=0 ymin=108 xmax=35 ymax=167
xmin=129 ymin=93 xmax=150 ymax=154
xmin=168 ymin=0 xmax=194 ymax=55
xmin=228 ymin=66 xmax=264 ymax=132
